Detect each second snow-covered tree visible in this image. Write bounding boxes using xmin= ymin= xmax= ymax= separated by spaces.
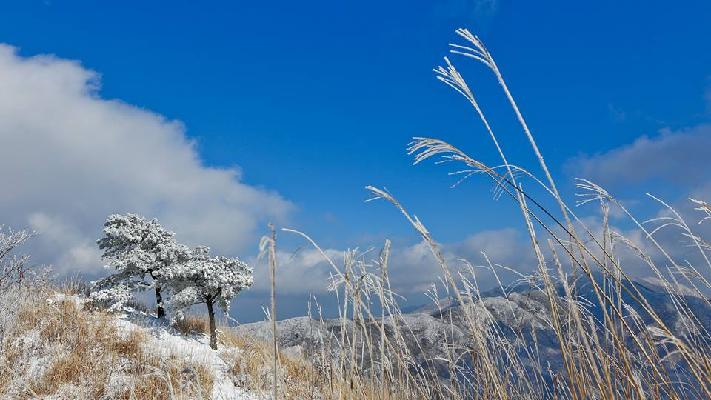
xmin=162 ymin=246 xmax=253 ymax=349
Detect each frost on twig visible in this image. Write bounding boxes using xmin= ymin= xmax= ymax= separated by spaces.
xmin=0 ymin=227 xmax=33 ymax=290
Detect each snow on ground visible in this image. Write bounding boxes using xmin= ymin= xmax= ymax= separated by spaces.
xmin=113 ymin=312 xmax=264 ymax=400
xmin=50 ymin=294 xmax=263 ymax=400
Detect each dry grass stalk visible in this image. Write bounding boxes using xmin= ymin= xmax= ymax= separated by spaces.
xmin=265 ymin=27 xmax=711 ymax=400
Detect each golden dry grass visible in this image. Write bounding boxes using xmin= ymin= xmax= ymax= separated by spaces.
xmin=0 ymin=289 xmax=214 ymax=400
xmin=219 ymin=326 xmax=414 ymax=400
xmin=3 ymin=27 xmax=709 ymax=400
xmin=252 ymin=28 xmax=711 ymax=400
xmin=173 ymin=314 xmax=209 ymax=336
xmin=1 ymin=286 xmax=398 ymax=400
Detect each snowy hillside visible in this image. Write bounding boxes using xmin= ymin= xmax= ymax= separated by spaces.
xmin=112 ymin=309 xmax=262 ymax=400
xmin=0 ymin=287 xmax=269 ymax=399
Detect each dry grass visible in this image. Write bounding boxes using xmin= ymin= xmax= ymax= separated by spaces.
xmin=2 ymin=25 xmax=709 ymax=400
xmin=220 ymin=327 xmax=412 ymax=400
xmin=173 ymin=314 xmax=209 ymax=336
xmin=0 ymin=286 xmax=214 ymax=399
xmin=221 ymin=328 xmax=316 ymax=399
xmin=261 ymin=27 xmax=711 ymax=400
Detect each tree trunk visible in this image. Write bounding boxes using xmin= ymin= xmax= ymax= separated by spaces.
xmin=155 ymin=285 xmax=165 ymax=319
xmin=207 ymin=298 xmax=217 ymax=350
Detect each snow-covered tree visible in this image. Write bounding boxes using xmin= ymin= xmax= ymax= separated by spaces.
xmin=162 ymin=246 xmax=253 ymax=349
xmin=0 ymin=227 xmax=32 ymax=291
xmin=92 ymin=213 xmax=189 ymax=317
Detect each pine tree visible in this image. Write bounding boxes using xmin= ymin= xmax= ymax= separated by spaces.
xmin=92 ymin=213 xmax=189 ymax=317
xmin=162 ymin=246 xmax=253 ymax=349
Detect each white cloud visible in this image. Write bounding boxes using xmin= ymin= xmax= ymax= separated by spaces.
xmin=567 ymin=122 xmax=711 ymax=273
xmin=385 ymin=228 xmax=537 ymax=295
xmin=249 ymin=247 xmax=343 ymax=296
xmin=568 ymin=124 xmax=711 ymax=188
xmin=27 ymin=212 xmax=102 ymax=271
xmin=0 ymin=44 xmax=292 ymax=274
xmin=249 ymin=228 xmax=538 ymax=298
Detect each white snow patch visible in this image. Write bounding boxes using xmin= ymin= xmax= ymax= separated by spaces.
xmin=114 ymin=313 xmax=265 ymax=400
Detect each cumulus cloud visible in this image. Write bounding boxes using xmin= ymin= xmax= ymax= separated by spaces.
xmin=248 ymin=228 xmax=537 ymax=299
xmin=0 ymin=44 xmax=292 ymax=274
xmin=568 ymin=124 xmax=711 ymax=189
xmin=387 ymin=228 xmax=537 ymax=295
xmin=249 ymin=247 xmax=343 ymax=296
xmin=567 ymin=123 xmax=711 ymax=284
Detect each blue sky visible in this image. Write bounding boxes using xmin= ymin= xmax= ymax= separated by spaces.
xmin=1 ymin=1 xmax=710 ymax=320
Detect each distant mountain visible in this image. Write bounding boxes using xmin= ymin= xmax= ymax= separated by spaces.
xmin=236 ymin=273 xmax=711 ymax=385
